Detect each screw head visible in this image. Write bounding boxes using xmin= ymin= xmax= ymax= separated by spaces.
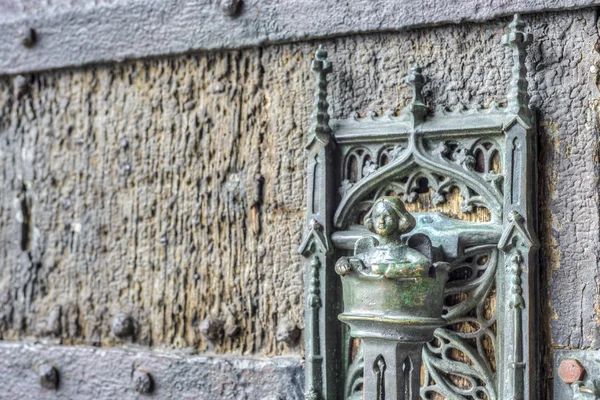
xmin=133 ymin=370 xmax=153 ymax=394
xmin=112 ymin=315 xmax=135 ymax=338
xmin=19 ymin=27 xmax=36 ymax=48
xmin=558 ymin=358 xmax=586 ymax=384
xmin=220 ymin=0 xmax=242 ymax=16
xmin=38 ymin=363 xmax=59 ymax=390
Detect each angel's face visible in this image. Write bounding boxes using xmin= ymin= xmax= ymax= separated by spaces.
xmin=371 ymin=202 xmax=398 ymax=237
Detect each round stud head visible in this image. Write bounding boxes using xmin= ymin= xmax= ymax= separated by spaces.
xmin=19 ymin=27 xmax=36 ymax=47
xmin=224 ymin=323 xmax=240 ymax=338
xmin=133 ymin=370 xmax=153 ymax=394
xmin=112 ymin=315 xmax=135 ymax=338
xmin=38 ymin=363 xmax=59 ymax=390
xmin=276 ymin=323 xmax=300 ymax=344
xmin=199 ymin=317 xmax=224 ymax=341
xmin=558 ymin=359 xmax=586 ymax=384
xmin=220 ymin=0 xmax=242 ymax=16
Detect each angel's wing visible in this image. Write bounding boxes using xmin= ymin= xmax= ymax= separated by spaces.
xmin=354 ymin=235 xmax=378 ymax=256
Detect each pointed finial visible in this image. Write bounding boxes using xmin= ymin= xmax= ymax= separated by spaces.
xmin=502 ymin=14 xmax=533 ymax=120
xmin=314 ymin=45 xmax=328 ymax=63
xmin=308 ymin=45 xmax=333 ymax=149
xmin=406 ymin=64 xmax=425 ymax=105
xmin=404 ymin=64 xmax=428 ymax=125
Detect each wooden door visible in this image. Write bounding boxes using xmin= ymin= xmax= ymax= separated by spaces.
xmin=1 ymin=2 xmax=599 ymax=399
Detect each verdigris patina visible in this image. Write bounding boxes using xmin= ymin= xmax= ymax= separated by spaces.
xmin=335 ymin=196 xmax=449 ymax=399
xmin=572 ymin=383 xmax=600 ymax=400
xmin=300 ymin=14 xmax=539 ymax=400
xmin=555 ymin=351 xmax=600 ymax=399
xmin=335 ymin=197 xmax=429 ymax=279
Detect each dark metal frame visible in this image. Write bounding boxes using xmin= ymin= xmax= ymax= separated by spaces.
xmin=299 ymin=15 xmax=539 ymax=400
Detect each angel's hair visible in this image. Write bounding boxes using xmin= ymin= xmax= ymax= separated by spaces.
xmin=364 ymin=196 xmax=416 ymax=235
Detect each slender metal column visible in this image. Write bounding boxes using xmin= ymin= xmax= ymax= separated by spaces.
xmin=299 ymin=45 xmax=340 ymax=400
xmin=362 ymin=340 xmax=422 ymax=400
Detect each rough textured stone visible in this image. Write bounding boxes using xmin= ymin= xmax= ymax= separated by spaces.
xmin=0 ymin=9 xmax=599 ymax=399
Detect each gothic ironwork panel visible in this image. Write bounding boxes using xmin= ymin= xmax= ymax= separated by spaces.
xmin=299 ymin=14 xmax=539 ymax=400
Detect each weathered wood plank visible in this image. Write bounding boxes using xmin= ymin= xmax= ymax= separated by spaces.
xmin=0 ymin=49 xmax=309 ymax=355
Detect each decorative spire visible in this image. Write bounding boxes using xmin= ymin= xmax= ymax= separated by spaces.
xmin=502 ymin=14 xmax=533 ymax=121
xmin=308 ymin=45 xmax=333 ymax=148
xmin=510 ymin=253 xmax=525 ymax=309
xmin=405 ymin=64 xmax=428 ymax=125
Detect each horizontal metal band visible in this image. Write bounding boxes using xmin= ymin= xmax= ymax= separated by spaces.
xmin=0 ymin=341 xmax=304 ymax=399
xmin=1 ymin=0 xmax=600 ymax=75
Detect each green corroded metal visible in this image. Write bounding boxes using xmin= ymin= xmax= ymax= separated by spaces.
xmin=335 ymin=197 xmax=449 ymax=399
xmin=498 ymin=14 xmax=540 ymax=400
xmin=554 ymin=351 xmax=600 ymax=400
xmin=300 ymin=14 xmax=538 ymax=400
xmin=573 ymin=385 xmax=600 ymax=400
xmin=298 ymin=44 xmax=339 ymax=400
xmin=335 ymin=198 xmax=447 ymax=334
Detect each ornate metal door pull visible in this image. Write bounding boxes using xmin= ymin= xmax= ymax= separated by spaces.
xmin=300 ymin=14 xmax=539 ymax=400
xmin=335 ymin=197 xmax=449 ymax=399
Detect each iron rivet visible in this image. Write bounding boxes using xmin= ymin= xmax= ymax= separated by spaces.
xmin=224 ymin=322 xmax=240 ymax=338
xmin=276 ymin=323 xmax=300 ymax=344
xmin=220 ymin=0 xmax=242 ymax=16
xmin=38 ymin=363 xmax=59 ymax=390
xmin=558 ymin=358 xmax=586 ymax=384
xmin=112 ymin=315 xmax=135 ymax=338
xmin=133 ymin=370 xmax=153 ymax=394
xmin=19 ymin=27 xmax=36 ymax=48
xmin=13 ymin=75 xmax=29 ymax=98
xmin=199 ymin=317 xmax=224 ymax=341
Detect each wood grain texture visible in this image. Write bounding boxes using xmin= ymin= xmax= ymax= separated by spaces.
xmin=0 ymin=12 xmax=599 ymax=384
xmin=0 ymin=49 xmax=309 ymax=355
